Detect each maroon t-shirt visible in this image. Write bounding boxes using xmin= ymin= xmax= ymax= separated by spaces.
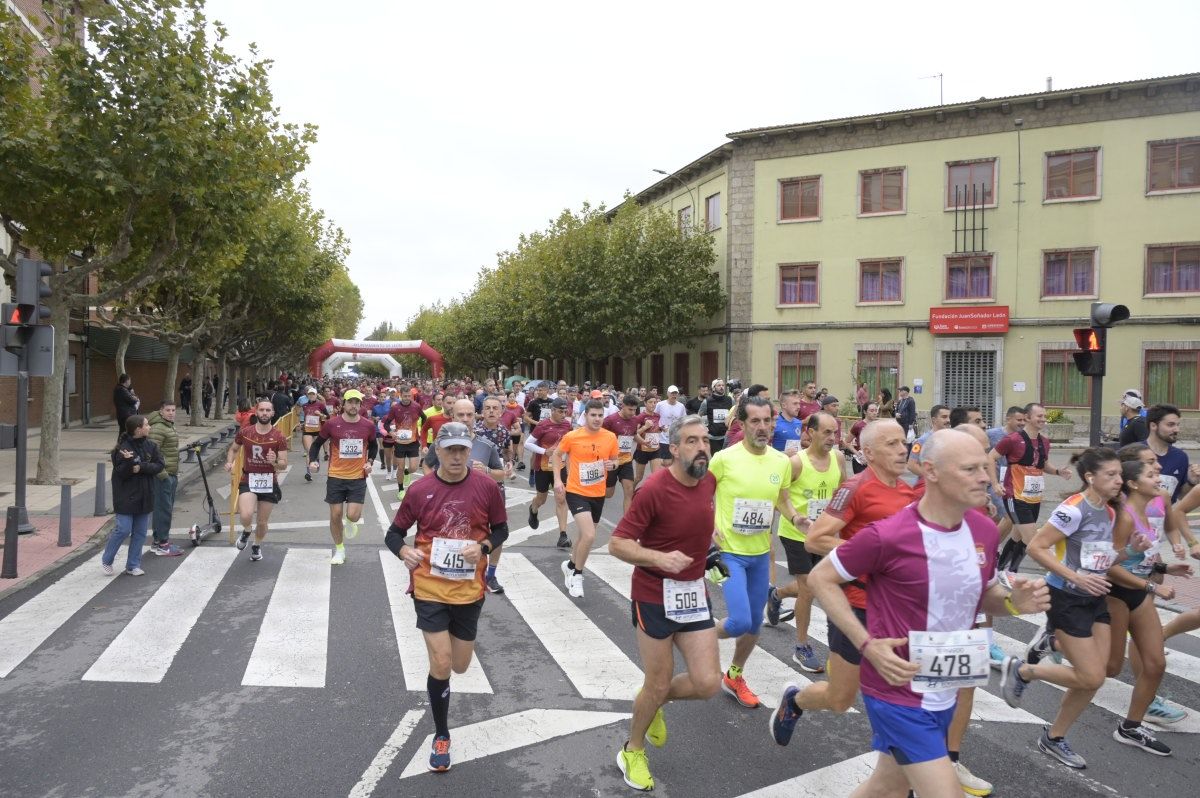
xmin=798 ymin=400 xmax=822 ymax=420
xmin=530 ymin=418 xmax=572 ymax=471
xmin=612 ymin=469 xmax=717 ymax=603
xmin=236 ymin=424 xmax=288 ymax=484
xmin=602 ymin=413 xmax=642 ymax=463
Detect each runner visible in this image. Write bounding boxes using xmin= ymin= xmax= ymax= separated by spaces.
xmin=373 ymin=388 xmax=397 ymax=479
xmin=552 ymin=399 xmax=619 ymax=598
xmin=846 ymin=401 xmax=879 ymax=475
xmin=384 ymin=422 xmax=509 ymax=773
xmin=991 ymin=402 xmax=1074 ymax=573
xmin=654 ymin=386 xmax=687 ymax=466
xmin=502 ymin=393 xmax=525 ymax=470
xmin=772 ymin=389 xmax=806 ymax=456
xmin=300 ymin=387 xmax=329 ymax=483
xmin=385 ymin=387 xmax=426 ymax=500
xmin=632 ymin=395 xmax=664 ymax=486
xmin=225 ymin=398 xmax=288 ymax=562
xmin=699 ymin=379 xmax=734 ymax=453
xmin=603 ymin=395 xmax=642 ymax=515
xmin=524 ymin=398 xmax=573 ymax=549
xmin=797 ymin=380 xmax=822 ymax=422
xmin=709 ymin=397 xmax=794 ymax=708
xmin=768 ymin=411 xmax=847 ymax=673
xmin=419 ymin=392 xmax=449 ymax=453
xmin=906 ymin=405 xmax=951 ymax=476
xmin=524 ymin=383 xmax=554 ymax=430
xmin=773 ymin=429 xmax=1049 ymax=798
xmin=308 ymin=388 xmax=377 ymax=565
xmin=1146 ymin=404 xmax=1195 ymax=502
xmin=609 ymin=415 xmax=725 ymax=792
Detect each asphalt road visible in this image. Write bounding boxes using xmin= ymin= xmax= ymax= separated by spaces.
xmin=1 ymin=450 xmax=1198 ymax=798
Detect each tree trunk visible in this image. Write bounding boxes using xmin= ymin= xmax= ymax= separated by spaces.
xmin=35 ymin=292 xmax=72 ymax=483
xmin=163 ymin=341 xmax=182 ymax=404
xmin=214 ymin=353 xmax=227 ymax=420
xmin=114 ymin=326 xmax=131 ymax=378
xmin=190 ymin=349 xmax=205 ymax=426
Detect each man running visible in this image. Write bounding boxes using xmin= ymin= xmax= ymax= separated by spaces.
xmin=846 ymin=401 xmax=879 ymax=475
xmin=384 ymin=422 xmax=509 ymax=773
xmin=525 ymin=398 xmax=573 ymax=549
xmin=300 ymin=387 xmax=329 ymax=483
xmin=797 ymin=381 xmax=822 ymax=422
xmin=655 ymin=386 xmax=687 ymax=466
xmin=225 ymin=398 xmax=288 ymax=562
xmin=609 ymin=415 xmax=725 ymax=792
xmin=552 ymin=399 xmax=619 ymax=598
xmin=603 ymin=395 xmax=642 ymax=514
xmin=633 ymin=395 xmax=664 ymax=486
xmin=773 ymin=389 xmax=807 ymax=455
xmin=385 ymin=387 xmax=426 ymax=499
xmin=309 ymin=389 xmax=377 ymax=565
xmin=773 ymin=429 xmax=1048 ymax=798
xmin=709 ymin=397 xmax=794 ymax=708
xmin=699 ymin=379 xmax=734 ymax=453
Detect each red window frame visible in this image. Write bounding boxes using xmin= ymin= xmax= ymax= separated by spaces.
xmin=1148 ymin=140 xmax=1200 ymax=192
xmin=1041 ymin=249 xmax=1096 ymax=298
xmin=860 ymin=168 xmax=905 ymax=214
xmin=778 ymin=263 xmax=819 ymax=305
xmin=944 ymin=254 xmax=993 ymax=301
xmin=1145 ymin=244 xmax=1200 ymax=295
xmin=1045 ymin=149 xmax=1099 ymax=200
xmin=946 ymin=159 xmax=996 ymax=208
xmin=858 ymin=259 xmax=903 ymax=303
xmin=779 ymin=176 xmax=820 ymax=221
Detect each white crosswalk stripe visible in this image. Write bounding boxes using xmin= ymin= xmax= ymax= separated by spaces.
xmin=242 ymin=548 xmax=331 ymax=688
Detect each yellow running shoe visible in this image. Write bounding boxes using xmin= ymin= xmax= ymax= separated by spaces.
xmin=616 ymin=745 xmax=654 ymax=792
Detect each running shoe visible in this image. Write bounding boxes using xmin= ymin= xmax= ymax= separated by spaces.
xmin=616 ymin=745 xmax=653 ymax=791
xmin=954 ymin=761 xmax=994 ymax=796
xmin=567 ymin=572 xmax=584 ymax=599
xmin=304 ymin=472 xmax=312 ymax=482
xmin=778 ymin=608 xmax=795 ymax=623
xmin=766 ymin=586 xmax=782 ymax=626
xmin=1146 ymin=696 xmax=1188 ymax=725
xmin=124 ymin=567 xmax=145 ymax=576
xmin=556 ymin=531 xmax=571 ymax=549
xmin=344 ymin=517 xmax=360 ymax=540
xmin=528 ymin=506 xmax=539 ymax=530
xmin=486 ymin=574 xmax=504 ymax=594
xmin=1113 ymin=723 xmax=1171 ymax=756
xmin=721 ymin=672 xmax=760 ymax=708
xmin=101 ymin=561 xmax=114 ymax=576
xmin=236 ymin=529 xmax=251 ymax=551
xmin=792 ymin=644 xmax=824 ymax=673
xmin=428 ymin=735 xmax=451 ymax=772
xmin=769 ymin=683 xmax=802 ymax=745
xmin=516 ymin=461 xmax=526 ymax=471
xmin=330 ymin=546 xmax=346 ymax=566
xmin=1026 ymin=621 xmax=1056 ymax=665
xmin=988 ymin=642 xmax=1006 ymax=670
xmin=161 ymin=543 xmax=183 ymax=556
xmin=1037 ymin=727 xmax=1086 ymax=769
xmin=999 ymin=656 xmax=1027 ymax=708
xmin=250 ymin=544 xmax=263 ymax=562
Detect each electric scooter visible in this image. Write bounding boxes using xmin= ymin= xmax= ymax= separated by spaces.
xmin=188 ymin=444 xmax=223 ymax=546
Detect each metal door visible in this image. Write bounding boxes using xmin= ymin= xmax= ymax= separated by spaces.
xmin=942 ymin=350 xmax=996 ymax=426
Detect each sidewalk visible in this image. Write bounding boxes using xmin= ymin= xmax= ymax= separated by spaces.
xmin=0 ymin=415 xmax=240 ymax=598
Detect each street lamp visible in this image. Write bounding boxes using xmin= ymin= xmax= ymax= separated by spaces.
xmin=652 ymin=168 xmax=698 ymax=230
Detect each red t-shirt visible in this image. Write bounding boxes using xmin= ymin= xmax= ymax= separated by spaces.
xmin=530 ymin=418 xmax=572 ymax=471
xmin=798 ymin=400 xmax=822 ymax=421
xmin=500 ymin=407 xmax=522 ymax=432
xmin=612 ymin=469 xmax=717 ymax=603
xmin=633 ymin=411 xmax=662 ymax=451
xmin=236 ymin=424 xmax=288 ymax=486
xmin=602 ymin=413 xmax=641 ymax=464
xmin=318 ymin=415 xmax=377 ymax=480
xmin=385 ymin=401 xmax=424 ymax=445
xmin=421 ymin=412 xmax=451 ymax=446
xmin=824 ymin=467 xmax=921 ymax=609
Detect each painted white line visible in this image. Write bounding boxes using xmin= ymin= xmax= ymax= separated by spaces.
xmin=376 ymin=551 xmax=491 ymax=693
xmin=501 ymin=554 xmax=643 ymax=699
xmin=0 ymin=554 xmax=116 ymax=678
xmin=216 ymin=484 xmax=231 ymax=500
xmin=398 ymin=708 xmax=629 ymax=779
xmin=364 ymin=470 xmax=391 ymax=532
xmin=168 ymin=519 xmax=332 ymax=535
xmin=733 ymin=752 xmax=876 ymax=797
xmin=242 ymin=549 xmax=331 ymax=688
xmin=82 ymin=547 xmax=238 ymax=683
xmin=275 ymin=466 xmax=293 ymax=487
xmin=347 ymin=708 xmax=424 ymax=798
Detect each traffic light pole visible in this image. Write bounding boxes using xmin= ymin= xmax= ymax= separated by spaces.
xmin=1088 ymin=373 xmax=1103 ymax=448
xmin=2 ymin=362 xmax=33 ymax=578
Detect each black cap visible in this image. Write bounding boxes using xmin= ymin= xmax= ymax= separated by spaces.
xmin=550 ymin=397 xmax=569 ymax=409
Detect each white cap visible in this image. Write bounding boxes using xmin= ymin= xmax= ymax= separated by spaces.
xmin=1122 ymin=396 xmax=1144 ymax=411
xmin=667 ymin=385 xmax=679 ymax=394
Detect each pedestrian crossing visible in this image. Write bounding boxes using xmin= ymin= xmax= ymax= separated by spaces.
xmin=2 ymin=543 xmax=1200 ymax=744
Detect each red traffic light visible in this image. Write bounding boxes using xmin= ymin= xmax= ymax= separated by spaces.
xmin=1073 ymin=328 xmax=1101 ymax=351
xmin=7 ymin=306 xmax=20 ymax=325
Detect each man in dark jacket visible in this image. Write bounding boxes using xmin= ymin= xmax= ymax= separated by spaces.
xmin=270 ymin=382 xmax=293 ymax=422
xmin=113 ymin=374 xmax=139 ymax=434
xmin=148 ymin=401 xmax=183 ymax=556
xmin=101 ymin=415 xmax=165 ymax=576
xmin=893 ymin=386 xmax=917 ymax=436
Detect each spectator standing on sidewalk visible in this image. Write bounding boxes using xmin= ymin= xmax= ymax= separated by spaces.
xmin=148 ymin=401 xmax=183 ymax=557
xmin=101 ymin=415 xmax=165 ymax=576
xmin=179 ymin=373 xmax=193 ymax=414
xmin=893 ymin=386 xmax=917 ymax=438
xmin=202 ymin=376 xmax=215 ymax=419
xmin=271 ymin=381 xmax=294 ymax=423
xmin=113 ymin=374 xmax=139 ymax=439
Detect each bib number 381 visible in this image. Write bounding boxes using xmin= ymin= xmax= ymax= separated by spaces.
xmin=430 ymin=538 xmax=474 ymax=581
xmin=663 ymin=578 xmax=709 ymax=623
xmin=908 ymin=629 xmax=990 ymax=692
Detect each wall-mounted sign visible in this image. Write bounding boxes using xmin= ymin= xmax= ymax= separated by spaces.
xmin=929 ymin=306 xmax=1010 ymax=334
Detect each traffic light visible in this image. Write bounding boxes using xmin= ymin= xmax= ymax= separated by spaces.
xmin=1072 ymin=327 xmax=1105 ymax=376
xmin=14 ymin=258 xmax=53 ymax=325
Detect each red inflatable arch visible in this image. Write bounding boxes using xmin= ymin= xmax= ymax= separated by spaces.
xmin=308 ymin=338 xmax=445 ymax=379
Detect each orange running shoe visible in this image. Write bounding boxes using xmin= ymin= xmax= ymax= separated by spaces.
xmin=721 ymin=672 xmax=760 ymax=708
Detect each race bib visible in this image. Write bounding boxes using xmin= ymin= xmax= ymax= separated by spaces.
xmin=1079 ymin=540 xmax=1116 ymax=572
xmin=997 ymin=465 xmax=1007 ymax=484
xmin=1021 ymin=474 xmax=1044 ymax=499
xmin=617 ymin=435 xmax=635 ymax=454
xmin=663 ymin=578 xmax=709 ymax=623
xmin=396 ymin=428 xmax=414 ymax=442
xmin=783 ymin=439 xmax=802 ymax=455
xmin=909 ymin=628 xmax=990 ymax=692
xmin=539 ymin=407 xmax=551 ymax=421
xmin=248 ymin=472 xmax=273 ymax=494
xmin=578 ymin=460 xmax=605 ymax=486
xmin=1160 ymin=474 xmax=1179 ymax=497
xmin=807 ymin=498 xmax=829 ymax=521
xmin=731 ymin=498 xmax=772 ymax=535
xmin=712 ymin=408 xmax=728 ymax=425
xmin=430 ymin=537 xmax=474 ymax=580
xmin=1148 ymin=516 xmax=1165 ymax=540
xmin=339 ymin=438 xmax=364 ymax=459
xmin=658 ymin=430 xmax=670 ymax=446
xmin=305 ymin=414 xmax=320 ymax=429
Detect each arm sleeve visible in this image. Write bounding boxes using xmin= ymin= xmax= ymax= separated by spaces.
xmin=524 ymin=435 xmax=546 ymax=455
xmin=384 ymin=522 xmax=407 ymax=556
xmin=486 ymin=441 xmax=502 ymax=470
xmin=612 ymin=483 xmax=653 ymax=542
xmin=367 ymin=438 xmax=379 ymax=461
xmin=487 ymin=521 xmax=509 ymax=551
xmin=423 ymin=449 xmax=438 ymax=469
xmin=824 ymin=481 xmax=858 ymax=524
xmin=308 ymin=436 xmax=324 ymax=463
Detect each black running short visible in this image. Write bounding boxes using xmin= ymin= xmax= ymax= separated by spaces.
xmin=632 ymin=599 xmax=715 ymax=640
xmin=535 ymin=468 xmax=568 ymax=494
xmin=828 ymin=606 xmax=869 ymax=665
xmin=1003 ymin=497 xmax=1041 ymax=526
xmin=413 ymin=597 xmax=484 ymax=641
xmin=658 ymin=443 xmax=673 ymax=460
xmin=393 ymin=442 xmax=420 ymax=458
xmin=1106 ymin=582 xmax=1149 ymax=612
xmin=565 ymin=491 xmax=605 ymax=523
xmin=633 ymin=448 xmax=661 ymax=465
xmin=606 ymin=461 xmax=634 ymax=487
xmin=238 ymin=483 xmax=282 ymax=504
xmin=325 ymin=476 xmax=367 ymax=506
xmin=1046 ymin=587 xmax=1110 ymax=638
xmin=781 ymin=536 xmax=821 ymax=575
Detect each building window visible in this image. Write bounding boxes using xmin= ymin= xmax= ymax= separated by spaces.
xmin=677 ymin=206 xmax=692 ymax=232
xmin=1146 ymin=349 xmax=1199 ymax=410
xmin=778 ymin=263 xmax=819 ymax=305
xmin=778 ymin=349 xmax=816 ymax=394
xmin=946 ymin=159 xmax=996 ymax=208
xmin=945 ymin=254 xmax=993 ymax=301
xmin=1148 ymin=139 xmax=1200 ymax=193
xmin=1045 ymin=148 xmax=1099 ymax=201
xmin=856 ymin=350 xmax=898 ymax=403
xmin=859 ymin=168 xmax=905 ymax=215
xmin=1145 ymin=244 xmax=1200 ymax=294
xmin=1040 ymin=351 xmax=1090 ymax=407
xmin=1042 ymin=249 xmax=1097 ymax=298
xmin=858 ymin=259 xmax=903 ymax=303
xmin=780 ymin=176 xmax=820 ymax=221
xmin=705 ymin=193 xmax=721 ymax=231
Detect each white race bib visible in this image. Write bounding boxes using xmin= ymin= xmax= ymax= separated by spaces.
xmin=430 ymin=537 xmax=474 ymax=580
xmin=712 ymin=408 xmax=728 ymax=425
xmin=783 ymin=438 xmax=802 ymax=455
xmin=578 ymin=460 xmax=605 ymax=486
xmin=658 ymin=430 xmax=670 ymax=446
xmin=731 ymin=498 xmax=772 ymax=535
xmin=617 ymin=435 xmax=635 ymax=454
xmin=663 ymin=578 xmax=709 ymax=623
xmin=1148 ymin=516 xmax=1165 ymax=540
xmin=1021 ymin=474 xmax=1045 ymax=498
xmin=909 ymin=628 xmax=990 ymax=692
xmin=396 ymin=428 xmax=414 ymax=442
xmin=248 ymin=472 xmax=273 ymax=494
xmin=305 ymin=414 xmax=320 ymax=429
xmin=807 ymin=498 xmax=829 ymax=521
xmin=1079 ymin=540 xmax=1116 ymax=572
xmin=1160 ymin=474 xmax=1179 ymax=497
xmin=539 ymin=407 xmax=551 ymax=421
xmin=339 ymin=438 xmax=364 ymax=459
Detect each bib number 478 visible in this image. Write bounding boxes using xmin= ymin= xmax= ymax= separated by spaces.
xmin=926 ymin=654 xmax=973 ymax=677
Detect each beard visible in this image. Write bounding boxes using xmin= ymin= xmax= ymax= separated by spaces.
xmin=684 ymin=454 xmax=709 ymax=479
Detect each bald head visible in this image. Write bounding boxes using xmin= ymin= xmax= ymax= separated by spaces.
xmin=919 ymin=428 xmax=992 ymax=512
xmin=861 ymin=418 xmax=901 ymax=451
xmin=451 ymin=398 xmax=477 ymax=425
xmin=860 ymin=419 xmax=909 ymax=479
xmin=921 ymin=428 xmax=986 ymax=466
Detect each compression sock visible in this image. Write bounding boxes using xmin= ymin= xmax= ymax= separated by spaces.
xmin=485 ymin=565 xmax=497 ymax=579
xmin=997 ymin=539 xmax=1017 ymax=571
xmin=1009 ymin=543 xmax=1028 ymax=572
xmin=727 ymin=664 xmax=743 ymax=679
xmin=428 ymin=675 xmax=451 ymax=738
xmin=948 ymin=750 xmax=960 ymax=763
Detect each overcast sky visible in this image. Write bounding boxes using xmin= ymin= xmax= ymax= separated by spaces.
xmin=204 ymin=0 xmax=1198 ymax=339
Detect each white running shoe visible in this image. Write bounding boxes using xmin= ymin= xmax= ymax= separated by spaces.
xmin=330 ymin=547 xmax=347 ymax=566
xmin=567 ymin=572 xmax=585 ymax=599
xmin=344 ymin=517 xmax=360 ymax=540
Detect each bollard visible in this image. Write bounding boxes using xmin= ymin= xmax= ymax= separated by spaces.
xmin=94 ymin=461 xmax=107 ymax=516
xmin=58 ymin=483 xmax=71 ymax=547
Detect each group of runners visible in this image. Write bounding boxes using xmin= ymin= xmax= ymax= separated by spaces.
xmin=220 ymin=374 xmax=1200 ymax=794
